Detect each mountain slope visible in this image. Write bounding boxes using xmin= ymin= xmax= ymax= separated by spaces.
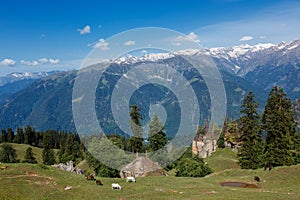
xmin=0 ymin=71 xmax=60 ymax=106
xmin=209 ymin=38 xmax=300 ymax=99
xmin=0 ymin=57 xmax=264 ymax=134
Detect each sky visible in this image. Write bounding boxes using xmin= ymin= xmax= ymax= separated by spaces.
xmin=0 ymin=0 xmax=300 ymax=75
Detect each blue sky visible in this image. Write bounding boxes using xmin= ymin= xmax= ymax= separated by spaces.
xmin=0 ymin=0 xmax=300 ymax=75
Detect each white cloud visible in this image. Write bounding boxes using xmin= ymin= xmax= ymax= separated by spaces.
xmin=20 ymin=60 xmax=39 ymax=66
xmin=174 ymin=32 xmax=200 ymax=43
xmin=20 ymin=58 xmax=59 ymax=66
xmin=77 ymin=25 xmax=91 ymax=35
xmin=260 ymin=35 xmax=267 ymax=39
xmin=49 ymin=58 xmax=59 ymax=64
xmin=0 ymin=58 xmax=16 ymax=66
xmin=239 ymin=36 xmax=253 ymax=41
xmin=124 ymin=40 xmax=135 ymax=46
xmin=93 ymin=38 xmax=109 ymax=50
xmin=38 ymin=58 xmax=49 ymax=64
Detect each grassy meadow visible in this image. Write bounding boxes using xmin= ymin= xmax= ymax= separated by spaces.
xmin=0 ymin=146 xmax=299 ymax=200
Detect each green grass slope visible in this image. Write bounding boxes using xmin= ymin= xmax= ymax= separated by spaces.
xmin=11 ymin=143 xmax=44 ymax=164
xmin=0 ymin=163 xmax=299 ymax=200
xmin=205 ymin=148 xmax=240 ymax=172
xmin=1 ymin=146 xmax=299 ymax=199
xmin=8 ymin=143 xmax=59 ymax=164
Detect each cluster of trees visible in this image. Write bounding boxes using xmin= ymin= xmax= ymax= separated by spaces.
xmin=94 ymin=105 xmax=169 ymax=154
xmin=0 ymin=127 xmax=84 ymax=166
xmin=236 ymin=86 xmax=300 ymax=169
xmin=0 ymin=143 xmax=37 ymax=164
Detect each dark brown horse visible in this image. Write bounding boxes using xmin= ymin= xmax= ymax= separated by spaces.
xmin=86 ymin=174 xmax=96 ymax=181
xmin=96 ymin=180 xmax=103 ymax=185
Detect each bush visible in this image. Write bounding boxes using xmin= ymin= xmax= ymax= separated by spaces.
xmin=175 ymin=156 xmax=212 ymax=177
xmin=94 ymin=163 xmax=120 ymax=178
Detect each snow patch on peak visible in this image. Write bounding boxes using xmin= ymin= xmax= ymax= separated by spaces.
xmin=252 ymin=43 xmax=275 ymax=52
xmin=278 ymin=41 xmax=287 ymax=50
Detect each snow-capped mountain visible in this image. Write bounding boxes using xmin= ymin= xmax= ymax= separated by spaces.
xmin=112 ymin=38 xmax=300 ymax=75
xmin=0 ymin=71 xmax=60 ymax=86
xmin=208 ymin=38 xmax=300 ymax=76
xmin=111 ymin=38 xmax=300 ymax=99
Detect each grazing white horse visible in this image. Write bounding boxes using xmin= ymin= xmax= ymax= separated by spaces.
xmin=126 ymin=176 xmax=136 ymax=182
xmin=111 ymin=183 xmax=122 ymax=190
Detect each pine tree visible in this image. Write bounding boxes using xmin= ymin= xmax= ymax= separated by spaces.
xmin=129 ymin=121 xmax=144 ymax=153
xmin=148 ymin=115 xmax=168 ymax=152
xmin=14 ymin=127 xmax=25 ymax=144
xmin=217 ymin=117 xmax=227 ymax=148
xmin=24 ymin=125 xmax=34 ymax=145
xmin=23 ymin=147 xmax=37 ymax=164
xmin=7 ymin=128 xmax=14 ymax=143
xmin=130 ymin=105 xmax=143 ymax=126
xmin=217 ymin=132 xmax=225 ymax=148
xmin=60 ymin=133 xmax=82 ymax=162
xmin=42 ymin=132 xmax=55 ymax=165
xmin=262 ymin=86 xmax=296 ymax=166
xmin=129 ymin=105 xmax=144 ymax=153
xmin=1 ymin=129 xmax=8 ymax=143
xmin=0 ymin=143 xmax=18 ymax=163
xmin=237 ymin=92 xmax=264 ymax=169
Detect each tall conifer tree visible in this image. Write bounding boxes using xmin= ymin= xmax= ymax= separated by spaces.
xmin=262 ymin=86 xmax=296 ymax=166
xmin=237 ymin=92 xmax=264 ymax=169
xmin=129 ymin=105 xmax=144 ymax=153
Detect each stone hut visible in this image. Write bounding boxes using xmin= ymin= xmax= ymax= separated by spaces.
xmin=120 ymin=156 xmax=167 ymax=178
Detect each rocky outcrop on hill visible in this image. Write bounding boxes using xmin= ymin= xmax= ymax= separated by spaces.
xmin=192 ymin=135 xmax=217 ymax=158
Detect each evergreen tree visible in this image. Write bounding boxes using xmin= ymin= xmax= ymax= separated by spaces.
xmin=59 ymin=133 xmax=82 ymax=163
xmin=42 ymin=148 xmax=55 ymax=165
xmin=14 ymin=127 xmax=25 ymax=144
xmin=1 ymin=129 xmax=8 ymax=143
xmin=24 ymin=125 xmax=34 ymax=145
xmin=217 ymin=132 xmax=225 ymax=148
xmin=262 ymin=86 xmax=296 ymax=166
xmin=129 ymin=105 xmax=144 ymax=153
xmin=237 ymin=92 xmax=264 ymax=169
xmin=148 ymin=115 xmax=168 ymax=152
xmin=130 ymin=105 xmax=143 ymax=126
xmin=7 ymin=128 xmax=14 ymax=143
xmin=129 ymin=122 xmax=144 ymax=153
xmin=217 ymin=117 xmax=227 ymax=148
xmin=42 ymin=132 xmax=55 ymax=165
xmin=0 ymin=143 xmax=18 ymax=163
xmin=23 ymin=147 xmax=37 ymax=164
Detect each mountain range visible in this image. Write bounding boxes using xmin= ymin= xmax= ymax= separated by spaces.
xmin=0 ymin=71 xmax=59 ymax=106
xmin=0 ymin=38 xmax=299 ymax=135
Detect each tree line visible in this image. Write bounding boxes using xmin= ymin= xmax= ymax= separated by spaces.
xmin=0 ymin=127 xmax=84 ymax=165
xmin=217 ymin=86 xmax=300 ymax=169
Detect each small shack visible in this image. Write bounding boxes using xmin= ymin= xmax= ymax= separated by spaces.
xmin=120 ymin=156 xmax=167 ymax=178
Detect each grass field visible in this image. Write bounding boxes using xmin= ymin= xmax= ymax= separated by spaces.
xmin=1 ymin=146 xmax=300 ymax=200
xmin=10 ymin=143 xmax=59 ymax=164
xmin=205 ymin=148 xmax=240 ymax=172
xmin=0 ymin=163 xmax=299 ymax=200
